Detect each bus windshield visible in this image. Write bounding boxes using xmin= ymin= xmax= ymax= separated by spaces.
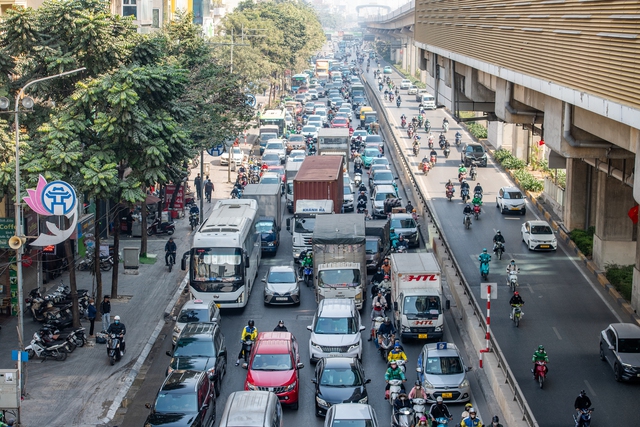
xmin=191 ymin=247 xmax=243 ymax=282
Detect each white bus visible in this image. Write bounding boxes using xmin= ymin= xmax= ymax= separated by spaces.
xmin=182 ymin=199 xmax=261 ymax=308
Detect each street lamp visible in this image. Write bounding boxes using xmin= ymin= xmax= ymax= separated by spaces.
xmin=0 ymin=67 xmax=85 ymax=420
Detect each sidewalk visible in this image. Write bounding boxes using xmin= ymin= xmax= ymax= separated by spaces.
xmin=0 ymin=139 xmax=254 ymax=426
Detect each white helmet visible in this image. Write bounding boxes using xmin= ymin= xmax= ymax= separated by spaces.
xmin=114 ymin=315 xmax=121 ymax=321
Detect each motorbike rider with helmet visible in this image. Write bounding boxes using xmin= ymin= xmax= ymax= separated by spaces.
xmin=371 ymin=267 xmax=385 ymax=295
xmin=392 ymin=393 xmax=412 ymax=424
xmin=387 ymin=343 xmax=408 ymax=363
xmin=377 ymin=317 xmax=396 ymax=347
xmin=509 ymin=291 xmax=524 ymax=319
xmin=409 ymin=380 xmax=428 ymax=399
xmin=357 ymin=190 xmax=368 ymax=205
xmin=458 ymin=163 xmax=467 ymax=179
xmin=531 ymin=345 xmax=549 ymax=377
xmin=107 ymin=315 xmax=126 ymax=356
xmin=384 ymin=361 xmax=406 ymax=398
xmin=460 ymin=407 xmax=482 ymax=427
xmin=394 ymin=234 xmax=409 ymax=251
xmin=372 ymin=290 xmax=388 ymax=312
xmin=473 ymin=182 xmax=483 ymax=196
xmin=273 ymin=320 xmax=288 ymax=332
xmin=463 ymin=203 xmax=473 ymax=224
xmin=490 ymin=416 xmax=503 ymax=427
xmin=301 ymin=252 xmax=314 ymax=269
xmin=574 ymin=390 xmax=592 ymax=426
xmin=429 ymin=396 xmax=453 ymax=427
xmin=493 ymin=230 xmax=505 ymax=253
xmin=506 ymin=259 xmax=519 ymax=285
xmin=236 ymin=320 xmax=258 ymax=365
xmin=471 ymin=192 xmax=483 ymax=207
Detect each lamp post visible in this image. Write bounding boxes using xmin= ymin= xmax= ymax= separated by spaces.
xmin=0 ymin=68 xmax=85 ymax=421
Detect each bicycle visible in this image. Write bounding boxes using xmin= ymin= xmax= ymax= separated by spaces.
xmin=167 ymin=252 xmax=176 ymax=272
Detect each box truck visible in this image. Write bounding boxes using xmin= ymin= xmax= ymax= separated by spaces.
xmin=286 ymin=199 xmax=334 ymax=260
xmin=293 ymin=156 xmax=343 ymax=214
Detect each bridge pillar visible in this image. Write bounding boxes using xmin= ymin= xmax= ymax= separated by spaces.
xmin=409 ymin=40 xmax=417 ymax=78
xmin=563 ymin=159 xmax=595 ymax=232
xmin=592 ymin=165 xmax=636 ymax=270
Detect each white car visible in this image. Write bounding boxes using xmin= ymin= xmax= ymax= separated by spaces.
xmin=308 ymin=89 xmax=319 ymax=100
xmin=407 ymin=85 xmax=418 ymax=95
xmin=496 ymin=186 xmax=526 ymax=214
xmin=301 ymin=125 xmax=319 ymax=139
xmin=307 ymin=299 xmax=365 ymax=363
xmin=289 ymin=149 xmax=306 ymax=161
xmin=416 ymin=342 xmax=471 ymax=403
xmin=315 ymin=108 xmax=328 ymax=123
xmin=400 ymin=79 xmax=412 ymax=89
xmin=264 ymin=140 xmax=287 ymax=163
xmin=324 ymin=404 xmax=378 ymax=427
xmin=263 ymin=265 xmax=300 ymax=305
xmin=220 ymin=146 xmax=245 ymax=166
xmin=521 ymin=220 xmax=557 ymax=251
xmin=338 ymin=107 xmax=352 ymax=121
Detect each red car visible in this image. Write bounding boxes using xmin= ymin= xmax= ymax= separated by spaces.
xmin=243 ymin=332 xmax=304 ymax=409
xmin=332 ymin=117 xmax=349 ymax=128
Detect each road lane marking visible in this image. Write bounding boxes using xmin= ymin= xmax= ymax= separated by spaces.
xmin=552 ymin=326 xmax=562 ymax=340
xmin=584 ymin=380 xmax=597 ymax=397
xmin=525 ymin=283 xmax=535 ymax=294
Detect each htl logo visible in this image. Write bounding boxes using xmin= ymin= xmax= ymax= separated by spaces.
xmin=406 ymin=274 xmax=438 ymax=281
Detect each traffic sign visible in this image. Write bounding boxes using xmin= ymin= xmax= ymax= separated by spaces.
xmin=207 ymin=144 xmax=225 ymax=157
xmin=245 ymin=94 xmax=256 ymax=107
xmin=11 ymin=350 xmax=29 ymax=362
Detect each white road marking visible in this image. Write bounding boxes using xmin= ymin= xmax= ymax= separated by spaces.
xmin=584 ymin=380 xmax=597 ymax=397
xmin=552 ymin=326 xmax=562 ymax=340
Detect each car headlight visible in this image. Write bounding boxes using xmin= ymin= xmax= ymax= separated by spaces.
xmin=265 ymin=288 xmax=275 ymax=296
xmin=267 ymin=242 xmax=275 ymax=246
xmin=358 ymin=396 xmax=368 ymax=404
xmin=316 ymin=396 xmax=328 ymax=406
xmin=435 ymin=325 xmax=443 ymax=332
xmin=285 ymin=381 xmax=297 ymax=391
xmin=422 ymin=379 xmax=434 ymax=389
xmin=401 ymin=325 xmax=411 ymax=332
xmin=311 ymin=341 xmax=322 ymax=350
xmin=348 ymin=343 xmax=360 ymax=352
xmin=247 ymin=382 xmax=258 ymax=390
xmin=173 ymin=326 xmax=181 ymax=334
xmin=459 ymin=378 xmax=470 ymax=388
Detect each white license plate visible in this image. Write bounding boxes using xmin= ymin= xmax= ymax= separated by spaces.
xmin=327 ymin=353 xmax=342 ymax=357
xmin=275 ymin=297 xmax=288 ymax=301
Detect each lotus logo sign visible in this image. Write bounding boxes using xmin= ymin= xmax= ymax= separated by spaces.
xmin=23 ymin=175 xmax=78 ymax=247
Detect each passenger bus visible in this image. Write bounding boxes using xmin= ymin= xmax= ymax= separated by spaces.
xmin=291 ymin=74 xmax=309 ymax=92
xmin=260 ymin=109 xmax=286 ymax=136
xmin=183 ymin=199 xmax=261 ymax=308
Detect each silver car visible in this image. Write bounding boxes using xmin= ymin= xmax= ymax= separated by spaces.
xmin=324 ymin=403 xmax=378 ymax=427
xmin=263 ymin=266 xmax=300 ymax=305
xmin=496 ymin=186 xmax=526 ymax=215
xmin=416 ymin=342 xmax=470 ymax=403
xmin=600 ymin=323 xmax=640 ymax=381
xmin=307 ymin=299 xmax=365 ymax=363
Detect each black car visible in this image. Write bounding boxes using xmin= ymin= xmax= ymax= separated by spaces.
xmin=312 ymin=357 xmax=370 ymax=417
xmin=461 ymin=142 xmax=488 ymax=167
xmin=167 ymin=322 xmax=227 ymax=397
xmin=145 ymin=370 xmax=216 ymax=427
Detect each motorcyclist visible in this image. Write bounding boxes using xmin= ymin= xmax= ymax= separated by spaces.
xmin=405 ymin=200 xmax=414 ymax=213
xmin=460 ymin=403 xmax=474 ymax=422
xmin=460 ymin=180 xmax=470 ymax=195
xmin=574 ymin=390 xmax=592 ymax=422
xmin=371 ymin=301 xmax=384 ymax=323
xmin=429 ymin=148 xmax=438 ymax=159
xmin=429 ymin=396 xmax=453 ymax=427
xmin=493 ymin=230 xmax=505 ymax=252
xmin=389 ymin=228 xmax=399 ymax=248
xmin=471 ymin=192 xmax=483 ymax=207
xmin=478 ymin=248 xmax=491 ymax=265
xmin=458 ymin=163 xmax=467 ymax=178
xmin=531 ymin=345 xmax=549 ymax=378
xmin=372 ymin=290 xmax=388 ymax=311
xmin=509 ymin=291 xmax=524 ymax=320
xmin=359 ymin=182 xmax=367 ymax=194
xmin=387 ymin=343 xmax=408 ymax=363
xmin=230 ymin=185 xmax=242 ymax=198
xmin=416 ymin=416 xmax=429 ymax=427
xmin=506 ymin=259 xmax=519 ymax=285
xmin=473 ymin=182 xmax=483 ymax=196
xmin=357 ymin=190 xmax=368 ymax=204
xmin=460 ymin=407 xmax=482 ymax=427
xmin=490 ymin=416 xmax=504 ymax=427
xmin=189 ymin=204 xmax=200 ymax=216
xmin=107 ymin=315 xmax=126 ymax=356
xmin=445 ymin=180 xmax=455 ymax=195
xmin=455 ymin=130 xmax=462 ymax=141
xmin=236 ymin=319 xmax=258 ymax=365
xmin=354 ymin=153 xmax=364 ymax=170
xmin=371 ymin=267 xmax=385 ymax=291
xmin=378 ymin=317 xmax=396 ymax=348
xmin=394 ymin=234 xmax=409 ymax=251
xmin=273 ymin=320 xmax=288 ymax=332
xmin=409 ymin=380 xmax=428 ymax=399
xmin=301 ymin=252 xmax=314 ymax=269
xmin=384 ymin=360 xmax=406 ymax=398
xmin=381 ymin=257 xmax=392 ymax=275
xmin=393 ymin=392 xmax=412 ymax=421
xmin=463 ymin=203 xmax=473 ymax=224
xmin=164 ymin=237 xmax=177 ymax=267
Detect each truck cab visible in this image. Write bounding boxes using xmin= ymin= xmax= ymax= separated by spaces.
xmin=287 ymin=199 xmax=335 ymax=261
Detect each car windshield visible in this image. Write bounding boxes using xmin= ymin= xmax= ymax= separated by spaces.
xmin=334 ymin=118 xmax=347 ymax=124
xmin=403 ymin=296 xmax=441 ymax=317
xmin=303 ymin=126 xmax=317 ymax=133
xmin=177 ymin=308 xmax=209 ymax=323
xmin=289 ymin=136 xmax=304 ymax=142
xmin=295 ymin=217 xmax=316 ymax=233
xmin=374 ymin=172 xmax=394 ymax=182
xmin=268 ymin=270 xmax=296 ymax=284
xmin=331 ymin=421 xmax=373 ymax=427
xmin=174 ymin=338 xmax=215 ymax=357
xmin=468 ymin=146 xmax=484 ymax=153
xmin=260 ymin=177 xmax=280 ymax=185
xmin=255 ymin=221 xmax=275 ymax=234
xmin=314 ymin=316 xmax=358 ymax=334
xmin=266 ymin=143 xmax=282 ymax=150
xmin=262 ymin=154 xmax=279 ymax=162
xmin=531 ymin=225 xmax=553 ymax=235
xmin=505 ymin=191 xmax=523 ymax=200
xmin=320 ymin=366 xmax=363 ymax=386
xmin=251 ymin=353 xmax=293 ymax=371
xmin=372 ymin=158 xmax=389 ymax=166
xmin=344 ymin=186 xmax=353 ymax=196
xmin=366 ymin=239 xmax=379 ymax=254
xmin=425 ymin=356 xmax=464 ymax=375
xmin=364 ymin=148 xmax=379 ymax=158
xmin=154 ymin=392 xmax=198 ymax=414
xmin=375 ymin=192 xmax=394 ymax=201
xmin=318 ymin=269 xmax=360 ymax=287
xmin=618 ymin=338 xmax=640 ymax=353
xmin=391 ymin=218 xmax=416 ymax=229
xmin=367 ymin=136 xmax=382 ymax=143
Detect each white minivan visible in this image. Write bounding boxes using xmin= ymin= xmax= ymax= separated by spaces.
xmin=419 ymin=93 xmax=436 ymax=110
xmin=307 ymin=299 xmax=365 ymax=363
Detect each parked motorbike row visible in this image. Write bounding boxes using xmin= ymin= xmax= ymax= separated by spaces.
xmin=76 ymin=253 xmax=114 ymax=272
xmin=25 ymin=285 xmax=90 ymax=329
xmin=25 ymin=326 xmax=87 ymax=361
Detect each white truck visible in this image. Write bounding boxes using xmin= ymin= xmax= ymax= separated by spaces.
xmin=312 ymin=214 xmax=366 ymax=310
xmin=286 ymin=199 xmax=334 ymax=261
xmin=285 ymin=161 xmax=303 ymax=213
xmin=390 ymin=253 xmax=445 ymax=342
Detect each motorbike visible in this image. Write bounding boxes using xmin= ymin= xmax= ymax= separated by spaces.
xmin=443 ymin=121 xmax=449 ymax=133
xmin=473 ymin=204 xmax=481 ymax=220
xmin=392 ymin=405 xmax=414 ymax=427
xmin=413 ymin=144 xmax=420 ymax=156
xmin=574 ymin=408 xmax=594 ymax=427
xmin=421 ymin=160 xmax=430 ymax=175
xmin=387 ymin=379 xmax=404 ymax=405
xmin=396 ymin=99 xmax=401 ymax=108
xmin=511 ymin=304 xmax=523 ymax=327
xmin=507 ymin=268 xmax=518 ymax=290
xmin=464 ymin=213 xmax=472 ymax=230
xmin=494 ymin=242 xmax=505 ymax=261
xmin=469 ymin=164 xmax=478 ymax=181
xmin=189 ymin=212 xmax=200 ymax=231
xmin=458 ymin=172 xmax=467 ymax=183
xmin=430 ymin=154 xmax=437 ymax=165
xmin=26 ymin=332 xmax=68 ymax=361
xmin=388 ymin=358 xmax=407 ymax=374
xmin=77 ymin=254 xmax=113 ymax=272
xmin=357 ymin=199 xmax=367 ymax=214
xmin=443 ymin=147 xmax=450 ymax=158
xmin=354 ymin=173 xmax=362 ymax=187
xmin=379 ymin=333 xmax=394 ymax=361
xmin=167 ymin=251 xmax=176 ymax=272
xmin=533 ymin=360 xmax=548 ymax=388
xmin=303 ymin=266 xmax=313 ymax=287
xmin=107 ymin=333 xmax=125 ymax=365
xmin=434 ymin=417 xmax=450 ymax=427
xmin=147 ymin=218 xmax=175 ymax=236
xmin=446 ymin=188 xmax=454 ymax=201
xmin=401 ymin=118 xmax=406 ymax=128
xmin=461 ymin=189 xmax=470 ymax=203
xmin=392 ymin=244 xmax=407 ymax=253
xmin=428 ymin=139 xmax=434 ymax=149
xmin=354 ymin=163 xmax=363 ymax=176
xmin=412 ymin=398 xmax=427 ymax=426
xmin=425 ymin=122 xmax=431 ymax=133
xmin=371 ymin=316 xmax=385 ymax=343
xmin=455 ymin=133 xmax=462 ymax=145
xmin=479 ymin=259 xmax=490 ymax=280
xmin=241 ymin=339 xmax=254 ymax=363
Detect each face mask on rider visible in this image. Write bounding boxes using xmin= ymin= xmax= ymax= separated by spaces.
xmin=115 ymin=320 xmax=120 ymax=325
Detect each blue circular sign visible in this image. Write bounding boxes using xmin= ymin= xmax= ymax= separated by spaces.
xmin=41 ymin=181 xmax=77 ymax=216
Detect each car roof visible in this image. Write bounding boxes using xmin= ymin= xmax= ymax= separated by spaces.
xmin=261 ymin=172 xmax=280 ymax=178
xmin=331 ymin=403 xmax=374 ymax=420
xmin=318 ymin=298 xmax=356 ymax=316
xmin=501 ymin=186 xmax=522 ymax=193
xmin=609 ymin=323 xmax=640 ymax=338
xmin=322 ymin=356 xmax=358 ymax=368
xmin=161 ymin=370 xmax=203 ymax=393
xmin=374 ymin=184 xmax=397 ymax=193
xmin=181 ymin=299 xmax=214 ymax=310
xmin=255 ymin=332 xmax=293 ymax=353
xmin=527 ymin=220 xmax=551 ymax=227
xmin=268 ymin=265 xmax=295 ymax=273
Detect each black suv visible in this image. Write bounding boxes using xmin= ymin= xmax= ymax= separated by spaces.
xmin=461 ymin=143 xmax=488 ymax=167
xmin=167 ymin=322 xmax=227 ymax=396
xmin=145 ymin=370 xmax=216 ymax=427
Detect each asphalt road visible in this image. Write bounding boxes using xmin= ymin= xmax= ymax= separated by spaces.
xmin=361 ymin=61 xmax=639 ymax=426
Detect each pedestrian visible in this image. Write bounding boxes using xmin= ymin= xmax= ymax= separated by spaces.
xmin=87 ymin=299 xmax=97 ymax=336
xmin=100 ymin=295 xmax=111 ymax=333
xmin=204 ymin=178 xmax=214 ymax=203
xmin=194 ymin=173 xmax=202 ymax=200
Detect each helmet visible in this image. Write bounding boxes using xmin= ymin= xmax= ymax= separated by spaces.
xmin=389 ymin=360 xmax=397 ymax=365
xmin=278 ymin=320 xmax=284 ymax=325
xmin=538 ymin=345 xmax=545 ymax=351
xmin=306 ymin=252 xmax=313 ymax=257
xmin=384 ymin=275 xmax=390 ymax=280
xmin=394 ymin=343 xmax=401 ymax=349
xmin=415 ymin=380 xmax=421 ymax=386
xmin=468 ymin=408 xmax=476 ymax=414
xmin=514 ymin=291 xmax=519 ymax=296
xmin=496 ymin=230 xmax=501 ymax=234
xmin=390 ymin=228 xmax=395 ymax=232
xmin=399 ymin=392 xmax=407 ymax=398
xmin=510 ymin=259 xmax=515 ymax=264
xmin=466 ymin=203 xmax=470 ymax=207
xmin=492 ymin=416 xmax=500 ymax=423
xmin=114 ymin=315 xmax=120 ymax=321
xmin=436 ymin=396 xmax=443 ymax=403
xmin=420 ymin=416 xmax=427 ymax=422
xmin=465 ymin=403 xmax=473 ymax=410
xmin=483 ymin=248 xmax=488 ymax=253
xmin=384 ymin=317 xmax=390 ymax=323
xmin=580 ymin=390 xmax=586 ymax=396
xmin=398 ymin=234 xmax=404 ymax=238
xmin=460 ymin=163 xmax=464 ymax=167
xmin=248 ymin=320 xmax=255 ymax=327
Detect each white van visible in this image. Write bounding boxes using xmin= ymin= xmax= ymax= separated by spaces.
xmin=419 ymin=93 xmax=436 ymax=110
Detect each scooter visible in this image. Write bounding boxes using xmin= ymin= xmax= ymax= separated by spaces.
xmin=413 ymin=144 xmax=420 ymax=156
xmin=479 ymin=259 xmax=490 ymax=280
xmin=371 ymin=316 xmax=385 ymax=343
xmin=189 ymin=212 xmax=200 ymax=231
xmin=425 ymin=122 xmax=431 ymax=133
xmin=401 ymin=118 xmax=406 ymax=128
xmin=303 ymin=266 xmax=313 ymax=287
xmin=443 ymin=147 xmax=450 ymax=158
xmin=357 ymin=199 xmax=367 ymax=214
xmin=511 ymin=304 xmax=523 ymax=327
xmin=379 ymin=333 xmax=394 ymax=361
xmin=443 ymin=121 xmax=449 ymax=133
xmin=507 ymin=268 xmax=518 ymax=290
xmin=455 ymin=132 xmax=462 ymax=145
xmin=533 ymin=360 xmax=547 ymax=388
xmin=392 ymin=405 xmax=414 ymax=427
xmin=107 ymin=333 xmax=124 ymax=365
xmin=461 ymin=189 xmax=470 ymax=203
xmin=473 ymin=204 xmax=481 ymax=220
xmin=446 ymin=189 xmax=454 ymax=201
xmin=26 ymin=332 xmax=68 ymax=361
xmin=434 ymin=417 xmax=450 ymax=427
xmin=412 ymin=398 xmax=427 ymax=425
xmin=574 ymin=408 xmax=594 ymax=427
xmin=469 ymin=163 xmax=478 ymax=181
xmin=240 ymin=339 xmax=254 ymax=363
xmin=147 ymin=218 xmax=175 ymax=236
xmin=494 ymin=242 xmax=505 ymax=261
xmin=464 ymin=214 xmax=472 ymax=230
xmin=421 ymin=160 xmax=430 ymax=175
xmin=387 ymin=379 xmax=404 ymax=405
xmin=354 ymin=173 xmax=362 ymax=187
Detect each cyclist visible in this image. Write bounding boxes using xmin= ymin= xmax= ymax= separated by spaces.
xmin=165 ymin=237 xmax=177 ymax=267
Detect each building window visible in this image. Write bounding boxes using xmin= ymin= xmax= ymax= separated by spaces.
xmin=123 ymin=0 xmax=137 ymax=18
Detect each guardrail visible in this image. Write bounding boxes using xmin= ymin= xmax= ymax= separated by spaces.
xmin=363 ymin=0 xmax=415 ymax=23
xmin=361 ymin=73 xmax=539 ymax=427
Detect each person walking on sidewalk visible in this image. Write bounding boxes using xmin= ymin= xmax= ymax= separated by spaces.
xmin=100 ymin=295 xmax=111 ymax=332
xmin=194 ymin=173 xmax=202 ymax=200
xmin=204 ymin=177 xmax=214 ymax=203
xmin=87 ymin=299 xmax=97 ymax=336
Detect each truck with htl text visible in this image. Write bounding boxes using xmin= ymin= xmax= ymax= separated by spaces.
xmin=286 ymin=199 xmax=334 ymax=261
xmin=313 ymin=214 xmax=366 ymax=310
xmin=390 ymin=252 xmax=446 ymax=342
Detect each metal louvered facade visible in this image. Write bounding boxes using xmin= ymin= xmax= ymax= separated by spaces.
xmin=413 ymin=0 xmax=640 ymax=110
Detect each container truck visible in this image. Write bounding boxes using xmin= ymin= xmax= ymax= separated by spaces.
xmin=242 ymin=184 xmax=282 ymax=254
xmin=317 ymin=128 xmax=350 ymax=166
xmin=293 ymin=156 xmax=343 ymax=214
xmin=286 ymin=199 xmax=334 ymax=260
xmin=313 ymin=214 xmax=366 ymax=310
xmin=390 ymin=253 xmax=445 ymax=342
xmin=285 ymin=161 xmax=303 ymax=213
xmin=365 ymin=219 xmax=390 ymax=271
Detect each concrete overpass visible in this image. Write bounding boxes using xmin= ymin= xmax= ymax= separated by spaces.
xmin=361 ymin=0 xmax=640 ymax=313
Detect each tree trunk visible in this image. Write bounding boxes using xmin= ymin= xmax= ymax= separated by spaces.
xmin=141 ymin=196 xmax=148 ymax=257
xmin=94 ymin=202 xmax=103 ymax=314
xmin=64 ymin=217 xmax=81 ymax=328
xmin=111 ymin=204 xmax=120 ymax=299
